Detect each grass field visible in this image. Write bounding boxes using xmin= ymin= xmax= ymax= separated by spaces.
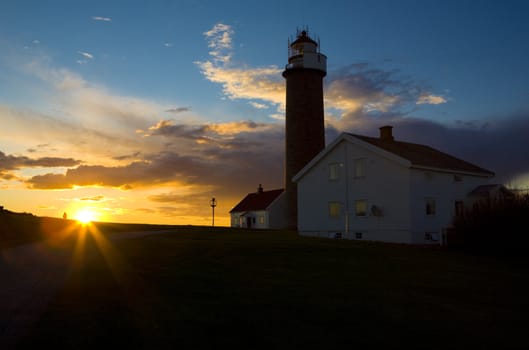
xmin=2 ymin=216 xmax=529 ymax=349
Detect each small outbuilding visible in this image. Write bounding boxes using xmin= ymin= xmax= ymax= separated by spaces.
xmin=229 ymin=185 xmax=287 ymax=229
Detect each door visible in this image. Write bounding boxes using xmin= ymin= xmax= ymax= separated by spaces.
xmin=246 ymin=216 xmax=252 ymax=228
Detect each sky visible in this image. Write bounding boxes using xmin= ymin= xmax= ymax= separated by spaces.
xmin=1 ymin=0 xmax=529 ymax=226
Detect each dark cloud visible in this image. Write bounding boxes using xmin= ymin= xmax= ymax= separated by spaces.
xmin=388 ymin=114 xmax=529 ymax=184
xmin=147 ymin=120 xmax=209 ymax=141
xmin=26 ymin=121 xmax=285 ymax=194
xmin=325 ymin=111 xmax=529 ymax=186
xmin=326 ymin=64 xmax=430 ymax=118
xmin=323 ymin=63 xmax=529 ymax=186
xmin=112 ymin=151 xmax=142 ymax=161
xmin=0 ymin=151 xmax=81 ymax=173
xmin=27 ymin=158 xmax=174 ymax=189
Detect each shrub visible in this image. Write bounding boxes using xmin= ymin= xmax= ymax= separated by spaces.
xmin=451 ymin=194 xmax=529 ymax=257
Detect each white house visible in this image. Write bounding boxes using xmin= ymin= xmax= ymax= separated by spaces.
xmin=292 ymin=126 xmax=496 ymax=245
xmin=229 ymin=185 xmax=287 ymax=229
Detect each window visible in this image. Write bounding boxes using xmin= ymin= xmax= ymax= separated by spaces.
xmin=329 ymin=202 xmax=341 ymax=218
xmin=354 ymin=158 xmax=366 ymax=178
xmin=355 ymin=232 xmax=363 ymax=239
xmin=426 ymin=198 xmax=436 ymax=216
xmin=329 ymin=163 xmax=340 ymax=181
xmin=355 ymin=200 xmax=367 ymax=217
xmin=425 ymin=232 xmax=439 ymax=241
xmin=258 ymin=215 xmax=265 ymax=224
xmin=453 ymin=174 xmax=463 ymax=183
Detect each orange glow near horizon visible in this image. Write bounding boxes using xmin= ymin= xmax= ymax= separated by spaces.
xmin=75 ymin=208 xmax=97 ymax=224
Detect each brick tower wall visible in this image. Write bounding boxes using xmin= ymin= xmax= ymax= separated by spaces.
xmin=283 ymin=68 xmax=326 ymax=229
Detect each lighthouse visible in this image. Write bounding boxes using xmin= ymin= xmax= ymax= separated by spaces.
xmin=283 ymin=29 xmax=327 ymax=229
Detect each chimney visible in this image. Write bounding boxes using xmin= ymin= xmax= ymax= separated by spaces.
xmin=257 ymin=184 xmax=263 ymax=193
xmin=379 ymin=125 xmax=394 ymax=141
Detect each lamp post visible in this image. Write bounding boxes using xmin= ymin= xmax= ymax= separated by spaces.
xmin=210 ymin=197 xmax=217 ymax=226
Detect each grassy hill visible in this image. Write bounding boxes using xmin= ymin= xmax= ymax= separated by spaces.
xmin=2 ymin=210 xmax=528 ymax=348
xmin=0 ymin=209 xmax=182 ymax=249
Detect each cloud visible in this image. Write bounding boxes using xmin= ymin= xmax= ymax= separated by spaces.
xmin=26 ymin=116 xmax=285 ymax=192
xmin=203 ymin=23 xmax=234 ymax=64
xmin=389 ymin=113 xmax=529 ymax=186
xmin=77 ymin=51 xmax=94 ymax=60
xmin=165 ymin=107 xmax=191 ymax=113
xmin=196 ymin=23 xmax=284 ymax=110
xmin=25 ymin=150 xmax=259 ymax=190
xmin=416 ymin=94 xmax=447 ymax=105
xmin=196 ymin=61 xmax=283 ymax=106
xmin=112 ymin=152 xmax=142 ymax=161
xmin=0 ymin=151 xmax=81 ymax=181
xmin=142 ymin=119 xmax=281 ymax=150
xmin=0 ymin=151 xmax=81 ymax=171
xmin=249 ymin=102 xmax=268 ymax=109
xmin=321 ymin=64 xmax=451 ymax=134
xmin=92 ymin=16 xmax=112 ymax=22
xmin=22 ymin=60 xmax=167 ymax=135
xmin=27 ymin=144 xmax=52 ymax=153
xmin=80 ymin=195 xmax=105 ymax=202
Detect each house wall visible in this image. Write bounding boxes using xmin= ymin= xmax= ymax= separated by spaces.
xmin=267 ymin=192 xmax=288 ymax=229
xmin=230 ymin=213 xmax=240 ymax=227
xmin=230 ymin=210 xmax=269 ymax=229
xmin=296 ymin=138 xmax=494 ymax=244
xmin=409 ymin=169 xmax=492 ymax=244
xmin=297 ymin=140 xmax=413 ymax=243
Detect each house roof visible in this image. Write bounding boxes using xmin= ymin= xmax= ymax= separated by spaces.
xmin=229 ymin=188 xmax=284 ymax=213
xmin=348 ymin=133 xmax=495 ymax=176
xmin=293 ymin=129 xmax=494 ymax=182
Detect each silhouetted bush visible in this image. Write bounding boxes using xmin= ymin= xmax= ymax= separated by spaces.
xmin=451 ymin=194 xmax=529 ymax=257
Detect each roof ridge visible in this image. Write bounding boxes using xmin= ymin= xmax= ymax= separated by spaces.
xmin=345 ymin=132 xmax=494 ymax=176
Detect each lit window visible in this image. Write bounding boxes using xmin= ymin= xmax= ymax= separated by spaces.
xmin=259 ymin=216 xmax=265 ymax=224
xmin=355 ymin=200 xmax=367 ymax=216
xmin=329 ymin=202 xmax=341 ymax=218
xmin=354 ymin=158 xmax=366 ymax=178
xmin=426 ymin=198 xmax=436 ymax=216
xmin=329 ymin=163 xmax=340 ymax=181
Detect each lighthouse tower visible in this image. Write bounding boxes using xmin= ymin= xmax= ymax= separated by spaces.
xmin=282 ymin=29 xmax=327 ymax=229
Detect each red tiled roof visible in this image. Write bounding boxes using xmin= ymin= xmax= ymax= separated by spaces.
xmin=348 ymin=133 xmax=495 ymax=176
xmin=229 ymin=189 xmax=284 ymax=213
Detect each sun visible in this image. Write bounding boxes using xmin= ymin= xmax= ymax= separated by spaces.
xmin=75 ymin=209 xmax=96 ymax=224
